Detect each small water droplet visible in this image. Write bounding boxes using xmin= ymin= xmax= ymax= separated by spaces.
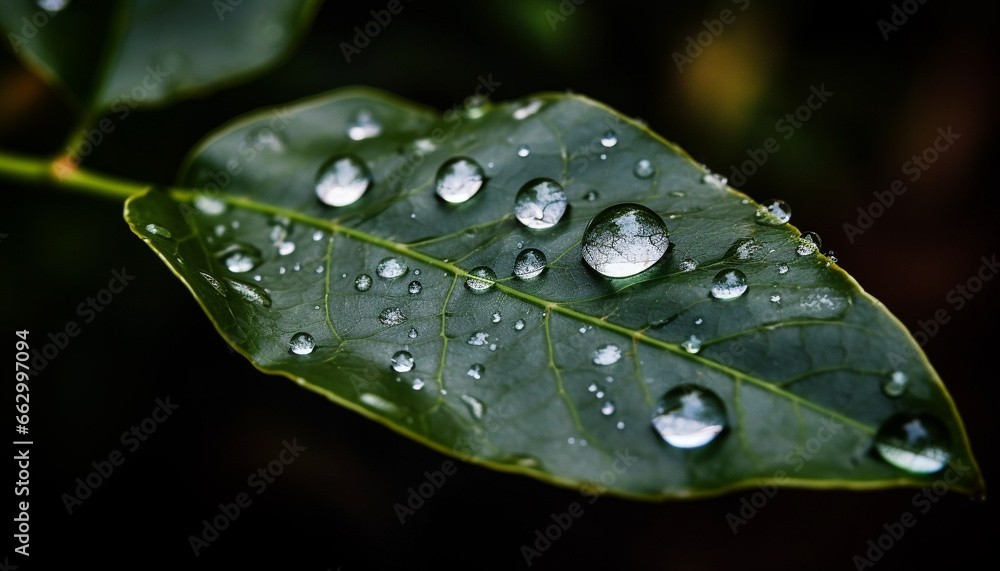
xmin=407 ymin=327 xmax=418 ymax=339
xmin=616 ymin=421 xmax=625 ymax=430
xmin=391 ymin=350 xmax=414 ymax=372
xmin=600 ymin=130 xmax=618 ymax=148
xmin=756 ymin=199 xmax=792 ymax=225
xmin=411 ymin=378 xmax=425 ymax=391
xmin=694 ymin=318 xmax=703 ymax=325
xmin=378 ymin=307 xmax=407 ymax=326
xmin=668 ymin=191 xmax=686 ymax=198
xmin=465 ymin=266 xmax=497 ymax=292
xmin=882 ymin=371 xmax=909 ymax=398
xmin=778 ymin=264 xmax=789 ymax=275
xmin=347 ymin=109 xmax=381 ymax=141
xmin=435 ymin=157 xmax=485 ymax=203
xmin=467 ymin=363 xmax=485 ymax=380
xmin=701 ymin=172 xmax=728 ymax=189
xmin=461 ymin=394 xmax=486 ymax=419
xmin=38 ymin=0 xmax=70 ymax=13
xmin=408 ymin=281 xmax=422 ymax=294
xmin=514 ymin=179 xmax=567 ymax=229
xmin=512 ymin=99 xmax=543 ymax=120
xmin=312 ymin=231 xmax=324 ymax=241
xmin=584 ymin=190 xmax=599 ymax=201
xmin=361 ymin=393 xmax=402 ymax=414
xmin=592 ymin=344 xmax=622 ymax=366
xmin=517 ymin=144 xmax=531 ymax=157
xmin=582 ymin=203 xmax=669 ymax=277
xmin=376 ymin=257 xmax=408 ymax=279
xmin=796 ymin=232 xmax=822 ymax=256
xmin=489 ymin=343 xmax=497 ymax=351
xmin=217 ymin=244 xmax=261 ymax=274
xmin=514 ymin=319 xmax=526 ymax=331
xmin=633 ymin=159 xmax=655 ymax=179
xmin=224 ymin=279 xmax=271 ymax=307
xmin=194 ymin=195 xmax=227 ymax=215
xmin=413 ymin=269 xmax=421 ymax=276
xmin=253 ymin=275 xmax=262 ymax=282
xmin=492 ymin=313 xmax=502 ymax=323
xmin=514 ymin=248 xmax=547 ymax=280
xmin=679 ymin=258 xmax=698 ymax=272
xmin=288 ymin=332 xmax=315 ymax=355
xmin=145 ymin=223 xmax=172 ymax=238
xmin=467 ymin=332 xmax=489 ymax=346
xmin=826 ymin=250 xmax=838 ymax=263
xmin=354 ymin=274 xmax=373 ymax=291
xmin=277 ymin=241 xmax=296 ymax=256
xmin=652 ymin=385 xmax=727 ymax=448
xmin=315 ymin=155 xmax=371 ymax=207
xmin=681 ymin=335 xmax=702 ymax=354
xmin=600 ymin=401 xmax=616 ymax=416
xmin=875 ymin=414 xmax=950 ymax=474
xmin=711 ymin=269 xmax=748 ymax=300
xmin=770 ymin=294 xmax=781 ymax=303
xmin=200 ymin=272 xmax=226 ymax=297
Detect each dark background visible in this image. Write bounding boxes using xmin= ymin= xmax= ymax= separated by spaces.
xmin=1 ymin=1 xmax=998 ymax=569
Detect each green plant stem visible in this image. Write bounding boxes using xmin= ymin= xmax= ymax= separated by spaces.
xmin=0 ymin=149 xmax=145 ymax=201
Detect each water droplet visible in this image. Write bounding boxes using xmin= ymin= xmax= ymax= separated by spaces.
xmin=633 ymin=159 xmax=655 ymax=179
xmin=312 ymin=231 xmax=325 ymax=242
xmin=514 ymin=319 xmax=526 ymax=331
xmin=489 ymin=343 xmax=497 ymax=351
xmin=361 ymin=393 xmax=401 ymax=414
xmin=681 ymin=335 xmax=702 ymax=354
xmin=517 ymin=144 xmax=531 ymax=158
xmin=200 ymin=272 xmax=226 ymax=297
xmin=600 ymin=130 xmax=618 ymax=148
xmin=467 ymin=363 xmax=485 ymax=380
xmin=217 ymin=244 xmax=261 ymax=274
xmin=411 ymin=378 xmax=425 ymax=391
xmin=796 ymin=231 xmax=822 ymax=256
xmin=875 ymin=414 xmax=950 ymax=474
xmin=711 ymin=269 xmax=748 ymax=299
xmin=315 ymin=155 xmax=371 ymax=207
xmin=778 ymin=264 xmax=789 ymax=275
xmin=407 ymin=327 xmax=418 ymax=339
xmin=224 ymin=279 xmax=271 ymax=307
xmin=513 ymin=248 xmax=547 ymax=280
xmin=492 ymin=313 xmax=502 ymax=323
xmin=354 ymin=274 xmax=373 ymax=291
xmin=592 ymin=344 xmax=622 ymax=366
xmin=288 ymin=332 xmax=315 ymax=355
xmin=652 ymin=385 xmax=727 ymax=448
xmin=253 ymin=275 xmax=262 ymax=282
xmin=38 ymin=0 xmax=70 ymax=13
xmin=770 ymin=294 xmax=781 ymax=303
xmin=391 ymin=350 xmax=414 ymax=372
xmin=467 ymin=332 xmax=489 ymax=346
xmin=277 ymin=241 xmax=296 ymax=256
xmin=461 ymin=394 xmax=486 ymax=419
xmin=584 ymin=190 xmax=599 ymax=201
xmin=408 ymin=281 xmax=422 ymax=294
xmin=582 ymin=203 xmax=669 ymax=277
xmin=668 ymin=191 xmax=686 ymax=198
xmin=194 ymin=195 xmax=227 ymax=215
xmin=701 ymin=172 xmax=727 ymax=189
xmin=347 ymin=109 xmax=381 ymax=141
xmin=465 ymin=266 xmax=497 ymax=292
xmin=756 ymin=199 xmax=792 ymax=225
xmin=694 ymin=317 xmax=703 ymax=325
xmin=435 ymin=157 xmax=485 ymax=203
xmin=145 ymin=223 xmax=172 ymax=238
xmin=376 ymin=257 xmax=408 ymax=278
xmin=731 ymin=238 xmax=762 ymax=260
xmin=514 ymin=179 xmax=567 ymax=229
xmin=512 ymin=99 xmax=543 ymax=120
xmin=378 ymin=307 xmax=406 ymax=326
xmin=616 ymin=421 xmax=625 ymax=430
xmin=247 ymin=128 xmax=284 ymax=152
xmin=882 ymin=371 xmax=909 ymax=398
xmin=679 ymin=258 xmax=698 ymax=272
xmin=601 ymin=401 xmax=616 ymax=416
xmin=588 ymin=384 xmax=598 ymax=392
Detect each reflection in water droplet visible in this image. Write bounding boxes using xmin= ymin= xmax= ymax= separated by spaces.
xmin=652 ymin=385 xmax=727 ymax=448
xmin=465 ymin=266 xmax=497 ymax=292
xmin=681 ymin=335 xmax=702 ymax=354
xmin=436 ymin=157 xmax=485 ymax=203
xmin=288 ymin=332 xmax=315 ymax=355
xmin=355 ymin=274 xmax=373 ymax=291
xmin=601 ymin=131 xmax=618 ymax=148
xmin=224 ymin=279 xmax=271 ymax=307
xmin=679 ymin=258 xmax=698 ymax=272
xmin=601 ymin=401 xmax=616 ymax=416
xmin=514 ymin=319 xmax=526 ymax=331
xmin=378 ymin=307 xmax=406 ymax=326
xmin=797 ymin=232 xmax=822 ymax=256
xmin=376 ymin=257 xmax=408 ymax=278
xmin=467 ymin=363 xmax=485 ymax=380
xmin=315 ymin=155 xmax=371 ymax=207
xmin=461 ymin=394 xmax=486 ymax=419
xmin=875 ymin=414 xmax=951 ymax=474
xmin=514 ymin=179 xmax=567 ymax=229
xmin=582 ymin=203 xmax=669 ymax=277
xmin=514 ymin=248 xmax=547 ymax=280
xmin=391 ymin=350 xmax=414 ymax=372
xmin=347 ymin=109 xmax=381 ymax=141
xmin=711 ymin=269 xmax=748 ymax=300
xmin=882 ymin=371 xmax=909 ymax=398
xmin=145 ymin=223 xmax=172 ymax=238
xmin=592 ymin=344 xmax=622 ymax=366
xmin=408 ymin=281 xmax=422 ymax=294
xmin=633 ymin=159 xmax=655 ymax=179
xmin=408 ymin=327 xmax=418 ymax=339
xmin=517 ymin=144 xmax=531 ymax=158
xmin=756 ymin=199 xmax=792 ymax=225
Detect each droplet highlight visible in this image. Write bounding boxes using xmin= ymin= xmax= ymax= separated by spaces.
xmin=711 ymin=269 xmax=748 ymax=300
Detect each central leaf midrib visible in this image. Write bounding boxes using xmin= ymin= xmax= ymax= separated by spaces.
xmin=174 ymin=189 xmax=876 ymax=435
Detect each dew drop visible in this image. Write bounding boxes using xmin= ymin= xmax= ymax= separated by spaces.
xmin=347 ymin=109 xmax=381 ymax=141
xmin=874 ymin=414 xmax=950 ymax=474
xmin=517 ymin=144 xmax=531 ymax=158
xmin=584 ymin=190 xmax=599 ymax=201
xmin=361 ymin=393 xmax=401 ymax=414
xmin=461 ymin=394 xmax=486 ymax=419
xmin=435 ymin=157 xmax=485 ymax=203
xmin=616 ymin=421 xmax=625 ymax=430
xmin=465 ymin=266 xmax=497 ymax=292
xmin=467 ymin=363 xmax=485 ymax=380
xmin=514 ymin=248 xmax=547 ymax=280
xmin=145 ymin=223 xmax=172 ymax=238
xmin=288 ymin=332 xmax=315 ymax=355
xmin=378 ymin=307 xmax=407 ymax=326
xmin=652 ymin=385 xmax=727 ymax=448
xmin=224 ymin=279 xmax=271 ymax=307
xmin=756 ymin=199 xmax=792 ymax=225
xmin=731 ymin=238 xmax=762 ymax=260
xmin=770 ymin=294 xmax=781 ymax=303
xmin=407 ymin=327 xmax=418 ymax=339
xmin=701 ymin=172 xmax=728 ymax=189
xmin=354 ymin=274 xmax=373 ymax=291
xmin=194 ymin=195 xmax=227 ymax=215
xmin=467 ymin=332 xmax=490 ymax=346
xmin=592 ymin=344 xmax=622 ymax=366
xmin=312 ymin=231 xmax=325 ymax=241
xmin=882 ymin=371 xmax=909 ymax=398
xmin=514 ymin=319 xmax=526 ymax=331
xmin=796 ymin=231 xmax=822 ymax=256
xmin=376 ymin=257 xmax=408 ymax=278
xmin=582 ymin=203 xmax=669 ymax=277
xmin=200 ymin=272 xmax=226 ymax=297
xmin=315 ymin=155 xmax=371 ymax=207
xmin=681 ymin=335 xmax=702 ymax=354
xmin=600 ymin=130 xmax=618 ymax=148
xmin=513 ymin=99 xmax=543 ymax=120
xmin=679 ymin=258 xmax=698 ymax=272
xmin=778 ymin=264 xmax=789 ymax=275
xmin=633 ymin=159 xmax=655 ymax=179
xmin=514 ymin=179 xmax=567 ymax=229
xmin=492 ymin=313 xmax=502 ymax=323
xmin=38 ymin=0 xmax=70 ymax=13
xmin=217 ymin=244 xmax=261 ymax=274
xmin=411 ymin=379 xmax=425 ymax=391
xmin=277 ymin=241 xmax=296 ymax=256
xmin=408 ymin=281 xmax=422 ymax=294
xmin=391 ymin=350 xmax=414 ymax=372
xmin=711 ymin=269 xmax=748 ymax=300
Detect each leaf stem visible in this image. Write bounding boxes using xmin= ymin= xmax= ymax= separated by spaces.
xmin=0 ymin=149 xmax=146 ymax=200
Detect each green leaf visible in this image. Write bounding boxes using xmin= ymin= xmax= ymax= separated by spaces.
xmin=123 ymin=88 xmax=984 ymax=499
xmin=0 ymin=0 xmax=320 ymax=111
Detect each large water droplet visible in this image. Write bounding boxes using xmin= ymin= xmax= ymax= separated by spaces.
xmin=289 ymin=332 xmax=315 ymax=355
xmin=514 ymin=248 xmax=547 ymax=280
xmin=875 ymin=414 xmax=951 ymax=474
xmin=435 ymin=157 xmax=485 ymax=203
xmin=315 ymin=155 xmax=371 ymax=207
xmin=756 ymin=199 xmax=791 ymax=225
xmin=796 ymin=231 xmax=822 ymax=256
xmin=582 ymin=203 xmax=669 ymax=277
xmin=711 ymin=269 xmax=748 ymax=300
xmin=514 ymin=179 xmax=567 ymax=229
xmin=347 ymin=109 xmax=381 ymax=141
xmin=378 ymin=307 xmax=406 ymax=326
xmin=465 ymin=266 xmax=497 ymax=292
xmin=652 ymin=385 xmax=727 ymax=448
xmin=882 ymin=371 xmax=909 ymax=398
xmin=224 ymin=279 xmax=271 ymax=307
xmin=145 ymin=223 xmax=172 ymax=238
xmin=633 ymin=159 xmax=655 ymax=179
xmin=376 ymin=257 xmax=408 ymax=278
xmin=601 ymin=131 xmax=618 ymax=148
xmin=467 ymin=363 xmax=485 ymax=380
xmin=217 ymin=244 xmax=261 ymax=274
xmin=355 ymin=274 xmax=373 ymax=291
xmin=408 ymin=281 xmax=422 ymax=294
xmin=592 ymin=344 xmax=622 ymax=366
xmin=517 ymin=144 xmax=531 ymax=158
xmin=391 ymin=350 xmax=414 ymax=372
